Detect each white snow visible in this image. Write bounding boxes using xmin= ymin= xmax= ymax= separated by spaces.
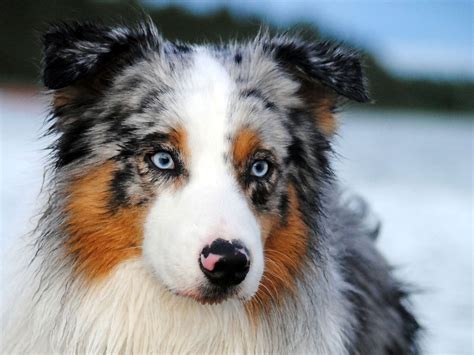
xmin=335 ymin=110 xmax=473 ymax=354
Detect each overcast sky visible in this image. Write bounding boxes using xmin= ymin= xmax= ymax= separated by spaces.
xmin=144 ymin=0 xmax=473 ymax=80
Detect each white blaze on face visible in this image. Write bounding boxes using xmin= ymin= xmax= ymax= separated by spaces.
xmin=143 ymin=50 xmax=264 ymax=300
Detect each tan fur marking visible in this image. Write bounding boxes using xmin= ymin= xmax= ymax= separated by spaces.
xmin=314 ymin=96 xmax=338 ymax=136
xmin=301 ymin=82 xmax=338 ymax=136
xmin=247 ymin=185 xmax=309 ymax=314
xmin=166 ymin=125 xmax=190 ymax=190
xmin=52 ymin=87 xmax=79 ymax=108
xmin=169 ymin=125 xmax=190 ymax=162
xmin=232 ymin=127 xmax=262 ymax=168
xmin=65 ymin=162 xmax=148 ymax=280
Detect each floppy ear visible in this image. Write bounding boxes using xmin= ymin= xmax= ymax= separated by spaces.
xmin=269 ymin=38 xmax=370 ymax=135
xmin=42 ymin=21 xmax=161 ymax=105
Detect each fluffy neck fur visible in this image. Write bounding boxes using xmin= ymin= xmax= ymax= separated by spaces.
xmin=3 ymin=245 xmax=354 ymax=354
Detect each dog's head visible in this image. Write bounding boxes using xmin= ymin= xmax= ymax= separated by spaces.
xmin=42 ymin=21 xmax=368 ymax=305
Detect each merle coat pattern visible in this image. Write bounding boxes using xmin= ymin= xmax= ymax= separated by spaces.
xmin=1 ymin=21 xmax=419 ymax=354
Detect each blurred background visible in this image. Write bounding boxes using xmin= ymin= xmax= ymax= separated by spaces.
xmin=0 ymin=0 xmax=472 ymax=353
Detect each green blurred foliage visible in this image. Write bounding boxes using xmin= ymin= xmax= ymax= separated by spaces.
xmin=1 ymin=0 xmax=472 ymax=112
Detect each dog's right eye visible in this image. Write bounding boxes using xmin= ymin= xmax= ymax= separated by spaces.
xmin=150 ymin=152 xmax=175 ymax=170
xmin=250 ymin=160 xmax=270 ymax=178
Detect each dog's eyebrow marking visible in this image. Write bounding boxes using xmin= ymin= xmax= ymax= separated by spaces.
xmin=232 ymin=127 xmax=262 ymax=169
xmin=167 ymin=125 xmax=190 ymax=162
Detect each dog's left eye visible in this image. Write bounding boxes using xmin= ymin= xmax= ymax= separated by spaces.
xmin=250 ymin=160 xmax=269 ymax=177
xmin=151 ymin=152 xmax=175 ymax=170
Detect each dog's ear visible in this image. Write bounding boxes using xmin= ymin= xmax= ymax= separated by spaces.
xmin=268 ymin=38 xmax=370 ymax=135
xmin=42 ymin=21 xmax=161 ymax=104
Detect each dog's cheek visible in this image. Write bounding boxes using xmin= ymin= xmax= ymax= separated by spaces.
xmin=247 ymin=185 xmax=309 ymax=313
xmin=64 ymin=161 xmax=150 ymax=280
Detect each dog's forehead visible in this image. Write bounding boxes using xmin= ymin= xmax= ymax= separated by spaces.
xmin=114 ymin=45 xmax=296 ymax=164
xmin=175 ymin=49 xmax=235 ymax=149
xmin=170 ymin=48 xmax=294 ymax=156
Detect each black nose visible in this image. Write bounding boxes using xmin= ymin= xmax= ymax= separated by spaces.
xmin=199 ymin=239 xmax=250 ymax=287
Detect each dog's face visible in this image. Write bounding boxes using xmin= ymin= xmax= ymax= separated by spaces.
xmin=42 ymin=22 xmax=367 ymax=304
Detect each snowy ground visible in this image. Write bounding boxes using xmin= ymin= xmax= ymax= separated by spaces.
xmin=1 ymin=91 xmax=472 ymax=354
xmin=334 ymin=110 xmax=473 ymax=354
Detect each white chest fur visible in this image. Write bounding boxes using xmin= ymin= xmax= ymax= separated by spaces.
xmin=2 ymin=259 xmax=350 ymax=354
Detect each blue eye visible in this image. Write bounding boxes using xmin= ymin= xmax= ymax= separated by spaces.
xmin=151 ymin=152 xmax=175 ymax=170
xmin=250 ymin=160 xmax=269 ymax=177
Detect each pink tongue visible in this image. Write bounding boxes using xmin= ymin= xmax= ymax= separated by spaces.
xmin=200 ymin=253 xmax=222 ymax=271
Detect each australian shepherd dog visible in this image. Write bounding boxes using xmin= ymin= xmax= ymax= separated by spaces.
xmin=2 ymin=21 xmax=419 ymax=354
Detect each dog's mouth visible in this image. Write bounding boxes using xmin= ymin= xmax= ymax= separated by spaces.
xmin=173 ymin=284 xmax=244 ymax=305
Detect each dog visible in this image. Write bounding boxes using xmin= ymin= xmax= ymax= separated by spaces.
xmin=1 ymin=21 xmax=419 ymax=354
